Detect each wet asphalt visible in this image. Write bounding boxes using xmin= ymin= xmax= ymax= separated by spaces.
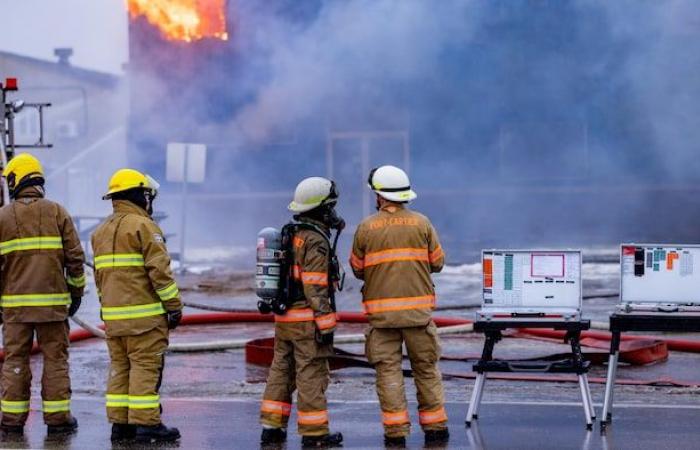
xmin=2 ymin=398 xmax=700 ymax=449
xmin=3 ymin=260 xmax=699 ymax=448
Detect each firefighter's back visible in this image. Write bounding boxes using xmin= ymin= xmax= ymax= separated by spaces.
xmin=352 ymin=205 xmax=445 ymax=328
xmin=91 ymin=203 xmax=167 ymax=337
xmin=0 ymin=193 xmax=74 ymax=322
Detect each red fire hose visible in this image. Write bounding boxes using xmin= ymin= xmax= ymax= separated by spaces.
xmin=517 ymin=328 xmax=700 ymax=353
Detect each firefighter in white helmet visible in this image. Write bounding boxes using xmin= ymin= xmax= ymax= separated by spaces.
xmin=260 ymin=177 xmax=344 ymax=448
xmin=350 ymin=165 xmax=448 ymax=447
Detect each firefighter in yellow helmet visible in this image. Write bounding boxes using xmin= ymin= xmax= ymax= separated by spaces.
xmin=350 ymin=166 xmax=448 ymax=447
xmin=91 ymin=169 xmax=182 ymax=444
xmin=259 ymin=177 xmax=344 ymax=448
xmin=0 ymin=153 xmax=85 ymax=434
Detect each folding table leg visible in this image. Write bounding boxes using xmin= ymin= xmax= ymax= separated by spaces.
xmin=583 ymin=374 xmax=595 ymax=421
xmin=601 ymin=351 xmax=619 ymax=427
xmin=578 ymin=374 xmax=594 ymax=430
xmin=465 ymin=373 xmax=486 ymax=426
xmin=473 ymin=372 xmax=487 ymax=418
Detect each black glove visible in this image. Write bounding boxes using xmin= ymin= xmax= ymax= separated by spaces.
xmin=0 ymin=309 xmax=3 ymax=325
xmin=167 ymin=310 xmax=183 ymax=330
xmin=68 ymin=296 xmax=82 ymax=317
xmin=315 ymin=328 xmax=334 ymax=346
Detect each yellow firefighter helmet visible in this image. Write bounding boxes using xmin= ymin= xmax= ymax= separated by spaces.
xmin=103 ymin=168 xmax=160 ymax=200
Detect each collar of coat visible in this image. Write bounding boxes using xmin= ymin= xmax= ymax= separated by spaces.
xmin=297 ymin=216 xmax=331 ymax=236
xmin=112 ymin=199 xmax=150 ymax=218
xmin=15 ymin=185 xmax=45 ymax=200
xmin=380 ymin=203 xmax=406 ymax=214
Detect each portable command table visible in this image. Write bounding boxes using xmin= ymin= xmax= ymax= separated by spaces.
xmin=466 ymin=250 xmax=595 ymax=429
xmin=466 ymin=319 xmax=595 ymax=429
xmin=601 ymin=243 xmax=700 ymax=430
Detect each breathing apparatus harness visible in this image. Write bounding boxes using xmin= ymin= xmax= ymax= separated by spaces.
xmin=256 ymin=216 xmax=345 ymax=317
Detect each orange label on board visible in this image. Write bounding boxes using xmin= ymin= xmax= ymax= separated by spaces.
xmin=667 ymin=252 xmax=679 ymax=270
xmin=483 ymin=258 xmax=493 ymax=288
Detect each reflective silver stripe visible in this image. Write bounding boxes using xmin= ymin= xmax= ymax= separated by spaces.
xmin=94 ymin=253 xmax=145 ymax=269
xmin=156 ymin=283 xmax=179 ymax=301
xmin=106 ymin=394 xmax=128 ymax=408
xmin=101 ymin=302 xmax=166 ymax=320
xmin=1 ymin=400 xmax=30 ymax=413
xmin=0 ymin=293 xmax=71 ymax=308
xmin=128 ymin=395 xmax=160 ymax=409
xmin=66 ymin=273 xmax=86 ymax=288
xmin=43 ymin=399 xmax=70 ymax=413
xmin=0 ymin=236 xmax=62 ymax=255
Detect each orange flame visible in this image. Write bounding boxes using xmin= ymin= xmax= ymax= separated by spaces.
xmin=127 ymin=0 xmax=228 ymax=42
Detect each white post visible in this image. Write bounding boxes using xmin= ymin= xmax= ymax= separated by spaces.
xmin=179 ymin=145 xmax=189 ymax=271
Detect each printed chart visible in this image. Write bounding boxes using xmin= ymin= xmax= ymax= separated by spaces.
xmin=621 ymin=244 xmax=700 ymax=304
xmin=482 ymin=250 xmax=581 ymax=312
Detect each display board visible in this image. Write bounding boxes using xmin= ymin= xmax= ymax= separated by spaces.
xmin=481 ymin=250 xmax=582 ymax=313
xmin=620 ymin=244 xmax=700 ymax=305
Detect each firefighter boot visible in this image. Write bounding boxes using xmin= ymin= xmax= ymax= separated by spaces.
xmin=47 ymin=416 xmax=78 ymax=434
xmin=135 ymin=423 xmax=181 ymax=443
xmin=111 ymin=423 xmax=137 ymax=442
xmin=260 ymin=427 xmax=287 ymax=444
xmin=384 ymin=435 xmax=406 ymax=447
xmin=424 ymin=429 xmax=449 ymax=447
xmin=301 ymin=432 xmax=343 ymax=448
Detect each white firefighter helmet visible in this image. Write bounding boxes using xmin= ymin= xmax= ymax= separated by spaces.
xmin=288 ymin=177 xmax=338 ymax=213
xmin=367 ymin=165 xmax=417 ymax=202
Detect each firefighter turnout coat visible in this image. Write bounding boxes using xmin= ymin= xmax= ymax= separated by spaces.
xmin=350 ymin=203 xmax=447 ymax=438
xmin=260 ymin=218 xmax=337 ymax=437
xmin=0 ymin=186 xmax=85 ymax=426
xmin=91 ymin=200 xmax=182 ymax=426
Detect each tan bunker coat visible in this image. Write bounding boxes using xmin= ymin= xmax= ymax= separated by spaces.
xmin=91 ymin=200 xmax=182 ymax=426
xmin=0 ymin=187 xmax=85 ymax=426
xmin=350 ymin=204 xmax=447 ymax=437
xmin=260 ymin=220 xmax=337 ymax=437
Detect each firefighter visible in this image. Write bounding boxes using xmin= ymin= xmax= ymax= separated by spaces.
xmin=91 ymin=168 xmax=182 ymax=443
xmin=350 ymin=165 xmax=449 ymax=447
xmin=260 ymin=177 xmax=344 ymax=448
xmin=0 ymin=153 xmax=85 ymax=434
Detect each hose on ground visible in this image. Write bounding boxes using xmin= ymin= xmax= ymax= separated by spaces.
xmin=182 ymin=300 xmax=255 ymax=313
xmin=167 ymin=323 xmax=474 ymax=353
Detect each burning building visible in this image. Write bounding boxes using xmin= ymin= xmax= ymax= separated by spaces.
xmin=127 ymin=0 xmax=700 ymax=261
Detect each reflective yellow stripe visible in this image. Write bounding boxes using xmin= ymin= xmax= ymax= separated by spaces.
xmin=94 ymin=253 xmax=145 ymax=269
xmin=1 ymin=293 xmax=70 ymax=308
xmin=156 ymin=283 xmax=179 ymax=301
xmin=106 ymin=394 xmax=129 ymax=408
xmin=43 ymin=399 xmax=71 ymax=413
xmin=128 ymin=395 xmax=160 ymax=410
xmin=1 ymin=400 xmax=30 ymax=414
xmin=101 ymin=302 xmax=166 ymax=321
xmin=66 ymin=273 xmax=86 ymax=288
xmin=0 ymin=236 xmax=62 ymax=255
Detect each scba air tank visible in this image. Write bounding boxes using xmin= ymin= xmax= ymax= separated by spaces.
xmin=256 ymin=227 xmax=282 ymax=312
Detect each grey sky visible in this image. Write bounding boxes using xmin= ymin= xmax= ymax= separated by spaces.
xmin=0 ymin=0 xmax=128 ymax=74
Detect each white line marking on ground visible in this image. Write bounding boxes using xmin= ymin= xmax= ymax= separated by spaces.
xmin=70 ymin=395 xmax=700 ymax=410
